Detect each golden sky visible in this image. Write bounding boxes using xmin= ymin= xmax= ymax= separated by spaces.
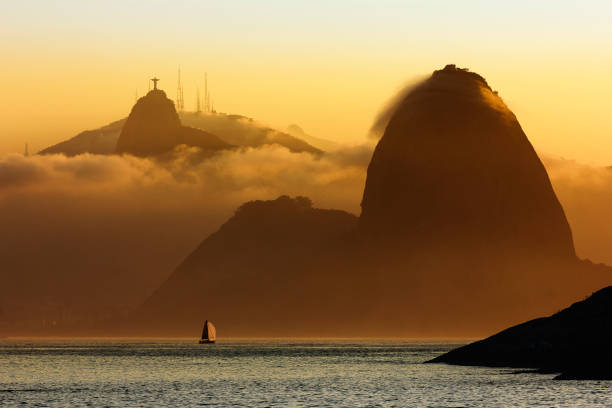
xmin=1 ymin=1 xmax=611 ymax=163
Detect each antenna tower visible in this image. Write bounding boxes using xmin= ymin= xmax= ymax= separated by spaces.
xmin=204 ymin=73 xmax=209 ymax=113
xmin=177 ymin=67 xmax=185 ymax=112
xmin=196 ymin=87 xmax=201 ymax=114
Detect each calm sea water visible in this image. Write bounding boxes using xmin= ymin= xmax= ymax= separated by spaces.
xmin=1 ymin=339 xmax=610 ymax=407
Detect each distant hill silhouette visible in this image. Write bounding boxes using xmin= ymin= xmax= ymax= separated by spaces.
xmin=427 ymin=285 xmax=612 ymax=380
xmin=39 ymin=119 xmax=125 ymax=156
xmin=181 ymin=113 xmax=322 ymax=154
xmin=115 ymin=89 xmax=231 ymax=156
xmin=40 ymin=105 xmax=321 ymax=156
xmin=286 ymin=124 xmax=338 ymax=152
xmin=138 ymin=196 xmax=361 ymax=335
xmin=136 ymin=65 xmax=612 ymax=337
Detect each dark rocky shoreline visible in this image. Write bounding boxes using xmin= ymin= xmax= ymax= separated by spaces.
xmin=427 ymin=286 xmax=612 ymax=380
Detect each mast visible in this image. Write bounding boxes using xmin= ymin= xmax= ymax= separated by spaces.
xmin=177 ymin=67 xmax=184 ymax=112
xmin=204 ymin=72 xmax=208 ymax=113
xmin=201 ymin=319 xmax=209 ymax=340
xmin=196 ymin=87 xmax=201 ymax=114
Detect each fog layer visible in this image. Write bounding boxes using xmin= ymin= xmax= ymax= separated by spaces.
xmin=0 ymin=145 xmax=368 ymax=321
xmin=1 ymin=142 xmax=610 ymax=324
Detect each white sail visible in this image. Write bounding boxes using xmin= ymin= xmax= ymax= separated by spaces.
xmin=207 ymin=321 xmax=216 ymax=341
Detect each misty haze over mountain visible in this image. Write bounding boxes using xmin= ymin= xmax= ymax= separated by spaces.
xmin=133 ymin=65 xmax=612 ymax=337
xmin=1 ymin=66 xmax=612 ymax=336
xmin=40 ymin=107 xmax=324 ymax=157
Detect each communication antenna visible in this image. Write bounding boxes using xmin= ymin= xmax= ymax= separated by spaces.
xmin=177 ymin=67 xmax=185 ymax=112
xmin=196 ymin=86 xmax=201 ymax=114
xmin=204 ymin=72 xmax=208 ymax=113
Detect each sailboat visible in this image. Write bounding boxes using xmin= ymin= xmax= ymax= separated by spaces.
xmin=199 ymin=320 xmax=216 ymax=344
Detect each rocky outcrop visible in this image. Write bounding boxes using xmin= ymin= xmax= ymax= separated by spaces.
xmin=116 ymin=89 xmax=231 ymax=156
xmin=427 ymin=284 xmax=612 ymax=380
xmin=360 ymin=64 xmax=575 ymax=259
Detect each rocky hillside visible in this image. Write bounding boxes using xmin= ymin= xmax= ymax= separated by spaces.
xmin=428 ymin=285 xmax=612 ymax=380
xmin=360 ymin=64 xmax=574 ymax=259
xmin=115 ymin=89 xmax=231 ymax=156
xmin=138 ymin=196 xmax=360 ymax=336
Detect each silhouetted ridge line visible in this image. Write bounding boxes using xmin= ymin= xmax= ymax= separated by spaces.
xmin=427 ymin=285 xmax=612 ymax=380
xmin=39 ymin=119 xmax=126 ymax=156
xmin=39 ymin=111 xmax=322 ymax=157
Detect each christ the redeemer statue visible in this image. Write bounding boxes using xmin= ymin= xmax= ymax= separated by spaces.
xmin=151 ymin=77 xmax=160 ymax=90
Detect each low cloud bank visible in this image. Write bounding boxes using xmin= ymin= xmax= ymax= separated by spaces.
xmin=543 ymin=155 xmax=612 ymax=265
xmin=1 ymin=143 xmax=611 ymax=323
xmin=0 ymin=145 xmax=369 ymax=320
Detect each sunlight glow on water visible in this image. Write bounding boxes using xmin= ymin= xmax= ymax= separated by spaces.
xmin=1 ymin=340 xmax=610 ymax=407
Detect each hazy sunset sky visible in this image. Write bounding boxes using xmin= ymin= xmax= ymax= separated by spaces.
xmin=1 ymin=1 xmax=611 ymax=163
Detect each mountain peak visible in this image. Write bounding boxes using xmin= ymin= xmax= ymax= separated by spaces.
xmin=115 ymin=88 xmax=181 ymax=156
xmin=433 ymin=64 xmax=491 ymax=89
xmin=360 ymin=66 xmax=575 ymax=258
xmin=115 ymin=87 xmax=230 ymax=156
